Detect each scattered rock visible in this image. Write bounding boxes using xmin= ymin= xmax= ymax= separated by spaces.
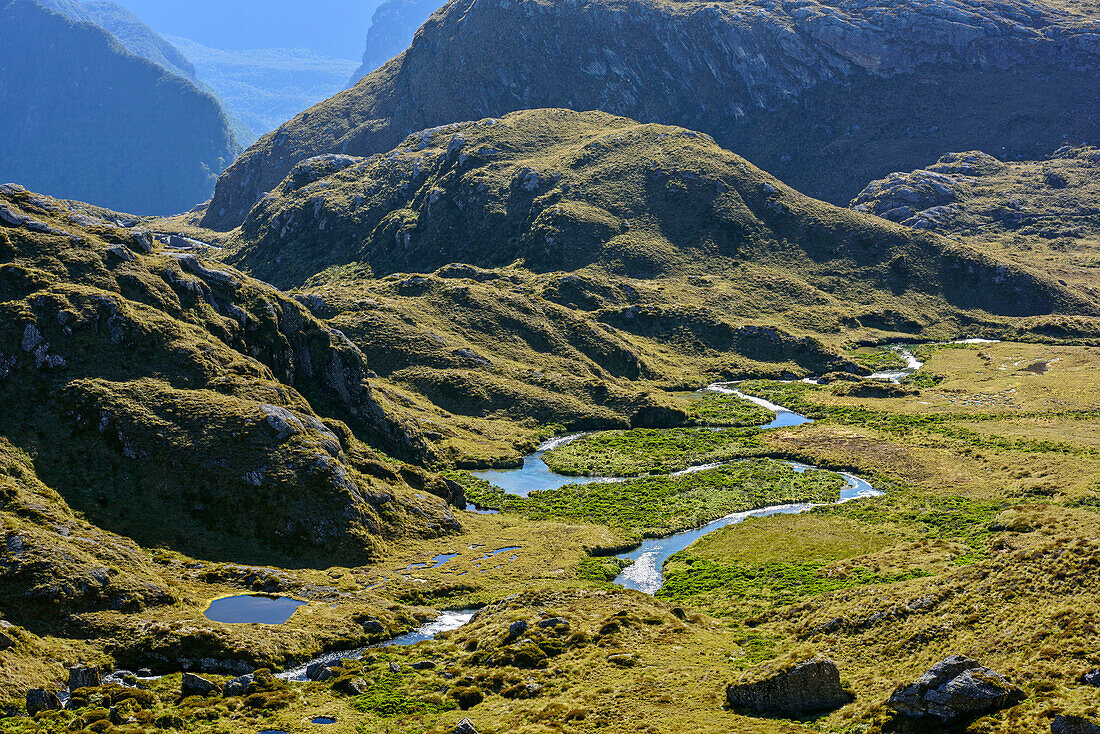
xmin=670 ymin=607 xmax=687 ymax=620
xmin=26 ymin=689 xmax=62 ymax=716
xmin=389 ymin=662 xmax=402 ymax=674
xmin=886 ymin=655 xmax=1025 ymax=722
xmin=333 ymin=677 xmax=367 ymax=696
xmin=0 ymin=629 xmax=14 ymax=651
xmin=1080 ymin=669 xmax=1100 ymax=686
xmin=181 ymin=672 xmax=219 ymax=698
xmin=1053 ymin=714 xmax=1100 ymax=734
xmin=411 ymin=661 xmax=437 ymax=670
xmin=223 ymin=674 xmax=255 ymax=696
xmin=106 ymin=245 xmax=135 ymax=263
xmin=726 ymin=655 xmax=853 ymax=716
xmin=306 ymin=659 xmax=355 ymax=682
xmin=68 ymin=665 xmax=101 ymax=691
xmin=451 ymin=718 xmax=477 ymax=734
xmin=506 ymin=620 xmax=528 ymax=641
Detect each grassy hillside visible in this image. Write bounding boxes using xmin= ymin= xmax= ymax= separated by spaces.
xmin=0 ymin=183 xmax=462 ymax=567
xmin=0 ymin=0 xmax=240 ymax=215
xmin=202 ymin=0 xmax=1100 ymax=229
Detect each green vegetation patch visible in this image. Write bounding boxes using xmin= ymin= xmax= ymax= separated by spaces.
xmin=452 ymin=459 xmax=845 ymax=538
xmin=542 ymin=427 xmax=767 ymax=476
xmin=682 ymin=394 xmax=775 ymax=427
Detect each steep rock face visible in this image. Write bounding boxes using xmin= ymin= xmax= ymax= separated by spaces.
xmin=37 ymin=0 xmax=198 ymax=81
xmin=227 ymin=109 xmax=1092 ymax=324
xmin=0 ymin=0 xmax=239 ymax=214
xmin=203 ymin=0 xmax=1100 ymax=229
xmin=348 ymin=0 xmax=444 ymax=86
xmin=0 ymin=184 xmax=456 ymax=566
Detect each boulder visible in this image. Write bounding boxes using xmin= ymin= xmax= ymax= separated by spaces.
xmin=886 ymin=655 xmax=1025 ymax=722
xmin=1053 ymin=715 xmax=1100 ymax=734
xmin=26 ymin=689 xmax=62 ymax=716
xmin=538 ymin=617 xmax=570 ymax=630
xmin=223 ymin=674 xmax=255 ymax=696
xmin=68 ymin=665 xmax=101 ymax=691
xmin=389 ymin=662 xmax=402 ymax=674
xmin=1081 ymin=669 xmax=1100 ymax=686
xmin=333 ymin=677 xmax=367 ymax=696
xmin=181 ymin=672 xmax=219 ymax=697
xmin=726 ymin=656 xmax=854 ymax=716
xmin=451 ymin=717 xmax=477 ymax=734
xmin=0 ymin=629 xmax=14 ymax=651
xmin=306 ymin=659 xmax=355 ymax=682
xmin=505 ymin=620 xmax=528 ymax=641
xmin=411 ymin=660 xmax=436 ymax=671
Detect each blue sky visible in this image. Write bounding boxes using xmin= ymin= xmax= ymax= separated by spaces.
xmin=111 ymin=0 xmax=384 ymax=59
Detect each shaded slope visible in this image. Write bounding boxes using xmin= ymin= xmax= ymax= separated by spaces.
xmin=0 ymin=0 xmax=240 ymax=215
xmin=204 ymin=0 xmax=1100 ymax=229
xmin=37 ymin=0 xmax=197 ymax=81
xmin=0 ymin=184 xmax=459 ymax=567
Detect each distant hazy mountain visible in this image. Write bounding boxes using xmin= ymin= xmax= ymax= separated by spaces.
xmin=168 ymin=36 xmax=358 ymax=143
xmin=348 ymin=0 xmax=442 ymax=86
xmin=0 ymin=0 xmax=239 ymax=214
xmin=37 ymin=0 xmax=197 ymax=81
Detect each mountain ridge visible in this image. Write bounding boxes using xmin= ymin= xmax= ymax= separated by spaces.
xmin=202 ymin=0 xmax=1100 ymax=230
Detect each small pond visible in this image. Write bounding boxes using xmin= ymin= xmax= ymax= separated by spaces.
xmin=204 ymin=595 xmax=306 ymax=624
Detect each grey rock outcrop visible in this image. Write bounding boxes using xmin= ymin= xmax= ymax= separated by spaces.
xmin=68 ymin=665 xmax=101 ymax=690
xmin=1053 ymin=715 xmax=1100 ymax=734
xmin=181 ymin=672 xmax=220 ymax=697
xmin=886 ymin=655 xmax=1025 ymax=722
xmin=223 ymin=673 xmax=255 ymax=696
xmin=25 ymin=689 xmax=62 ymax=715
xmin=451 ymin=717 xmax=477 ymax=734
xmin=726 ymin=655 xmax=854 ymax=715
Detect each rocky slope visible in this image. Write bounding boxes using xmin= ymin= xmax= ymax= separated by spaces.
xmin=851 ymin=146 xmax=1100 ymax=300
xmin=0 ymin=183 xmax=460 ymax=566
xmin=347 ymin=0 xmax=443 ymax=86
xmin=0 ymin=0 xmax=240 ymax=215
xmin=203 ymin=0 xmax=1100 ymax=230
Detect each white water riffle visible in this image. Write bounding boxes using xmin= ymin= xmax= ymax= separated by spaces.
xmin=277 ymin=609 xmax=476 ymax=681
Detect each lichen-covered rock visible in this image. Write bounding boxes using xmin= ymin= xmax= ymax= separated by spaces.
xmin=886 ymin=655 xmax=1025 ymax=722
xmin=451 ymin=718 xmax=477 ymax=734
xmin=726 ymin=655 xmax=854 ymax=716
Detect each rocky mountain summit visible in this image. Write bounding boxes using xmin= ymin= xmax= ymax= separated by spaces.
xmin=203 ymin=0 xmax=1100 ymax=230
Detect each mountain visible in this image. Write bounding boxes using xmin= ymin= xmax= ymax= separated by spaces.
xmin=36 ymin=0 xmax=197 ymax=81
xmin=347 ymin=0 xmax=443 ymax=86
xmin=202 ymin=0 xmax=1100 ymax=231
xmin=0 ymin=0 xmax=240 ymax=215
xmin=216 ymin=110 xmax=1098 ymax=464
xmin=167 ymin=37 xmax=359 ymax=144
xmin=0 ymin=182 xmax=462 ymax=568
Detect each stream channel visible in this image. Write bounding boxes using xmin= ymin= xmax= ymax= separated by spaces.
xmin=278 ymin=341 xmax=987 ymax=675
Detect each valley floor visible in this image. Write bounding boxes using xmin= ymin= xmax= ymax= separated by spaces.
xmin=4 ymin=340 xmax=1100 ymax=733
